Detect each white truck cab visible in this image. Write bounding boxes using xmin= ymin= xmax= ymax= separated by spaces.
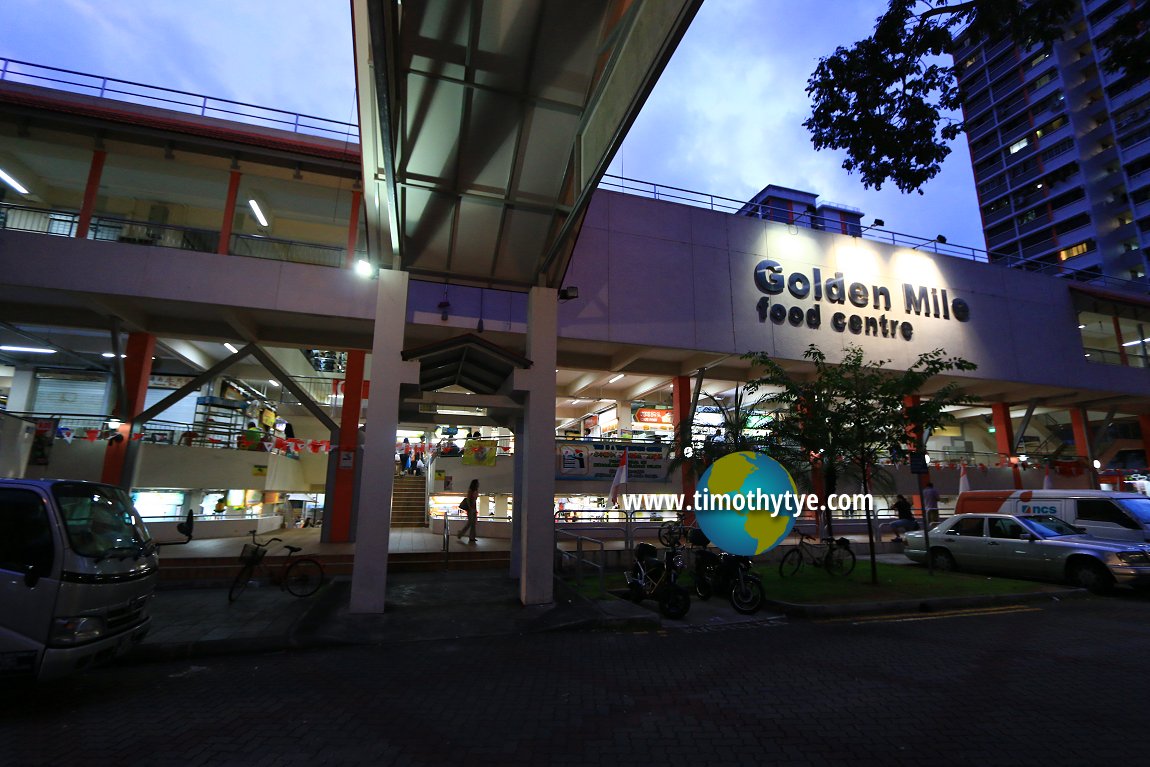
xmin=955 ymin=489 xmax=1150 ymax=543
xmin=0 ymin=479 xmax=159 ymax=679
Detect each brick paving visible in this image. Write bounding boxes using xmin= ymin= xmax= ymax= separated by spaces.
xmin=5 ymin=593 xmax=1150 ymax=765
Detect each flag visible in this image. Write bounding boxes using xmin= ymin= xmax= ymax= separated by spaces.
xmin=609 ymin=449 xmax=628 ymax=506
xmin=958 ymin=463 xmax=970 ymax=494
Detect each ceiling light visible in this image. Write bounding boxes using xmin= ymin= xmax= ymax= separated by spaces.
xmin=354 ymin=258 xmax=374 ymax=278
xmin=608 ymin=373 xmax=624 ymax=384
xmin=248 ymin=199 xmax=269 ymax=227
xmin=571 ymin=399 xmax=583 ymax=404
xmin=0 ymin=345 xmax=55 ymax=354
xmin=224 ymin=343 xmax=239 ymax=354
xmin=101 ymin=352 xmax=127 ymax=358
xmin=1077 ymin=324 xmax=1086 ymax=329
xmin=107 ymin=418 xmax=122 ymax=429
xmin=268 ymin=380 xmax=280 ymax=387
xmin=0 ymin=167 xmax=29 ymax=195
xmin=1121 ymin=338 xmax=1150 ymax=347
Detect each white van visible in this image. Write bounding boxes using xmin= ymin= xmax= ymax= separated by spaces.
xmin=1 ymin=479 xmax=160 ymax=679
xmin=955 ymin=489 xmax=1150 ymax=543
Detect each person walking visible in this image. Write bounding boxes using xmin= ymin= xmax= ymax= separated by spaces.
xmin=456 ymin=479 xmax=480 ymax=544
xmin=923 ymin=482 xmax=941 ymax=524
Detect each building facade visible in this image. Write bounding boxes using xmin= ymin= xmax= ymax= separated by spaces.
xmin=954 ymin=0 xmax=1150 ymax=282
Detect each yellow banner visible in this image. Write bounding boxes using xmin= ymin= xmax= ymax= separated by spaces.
xmin=461 ymin=439 xmax=497 ymax=466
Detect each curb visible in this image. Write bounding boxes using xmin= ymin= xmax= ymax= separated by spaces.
xmin=762 ymin=587 xmax=1089 ymax=619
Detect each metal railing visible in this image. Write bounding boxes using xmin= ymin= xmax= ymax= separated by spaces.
xmin=0 ymin=58 xmax=358 ymax=143
xmin=555 ymin=529 xmax=607 ymax=595
xmin=0 ymin=202 xmax=362 ymax=269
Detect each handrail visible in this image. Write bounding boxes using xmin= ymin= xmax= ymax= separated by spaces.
xmin=0 ymin=57 xmax=358 ymax=142
xmin=555 ymin=528 xmax=607 ymax=596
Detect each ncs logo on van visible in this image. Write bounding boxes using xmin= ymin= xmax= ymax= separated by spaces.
xmin=1021 ymin=504 xmax=1058 ymax=514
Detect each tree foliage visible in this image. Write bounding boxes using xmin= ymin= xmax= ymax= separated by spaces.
xmin=805 ymin=0 xmax=1150 ymax=194
xmin=744 ymin=344 xmax=977 ymax=581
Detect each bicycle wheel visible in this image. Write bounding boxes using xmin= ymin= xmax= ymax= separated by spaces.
xmin=658 ymin=521 xmax=680 ymax=547
xmin=778 ymin=548 xmax=803 ymax=578
xmin=825 ymin=546 xmax=856 ymax=577
xmin=284 ymin=557 xmax=325 ymax=597
xmin=228 ymin=564 xmax=254 ymax=603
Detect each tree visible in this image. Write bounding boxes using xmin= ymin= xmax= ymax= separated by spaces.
xmin=744 ymin=344 xmax=977 ymax=583
xmin=805 ymin=0 xmax=1150 ymax=194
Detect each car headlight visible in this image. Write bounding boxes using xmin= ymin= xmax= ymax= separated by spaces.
xmin=1117 ymin=551 xmax=1150 ymax=566
xmin=49 ymin=616 xmax=107 ymax=646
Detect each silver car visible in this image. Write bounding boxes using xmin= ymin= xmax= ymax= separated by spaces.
xmin=903 ymin=513 xmax=1150 ymax=593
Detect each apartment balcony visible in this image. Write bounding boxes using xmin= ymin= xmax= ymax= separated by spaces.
xmin=986 ymin=54 xmax=1021 ymax=83
xmin=982 ymin=203 xmax=1015 ymax=226
xmin=1120 ymin=135 xmax=1150 ymax=166
xmin=1049 ymin=195 xmax=1091 ymax=221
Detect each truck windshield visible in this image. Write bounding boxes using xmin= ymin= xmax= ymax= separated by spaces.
xmin=51 ymin=482 xmax=152 ymax=560
xmin=1117 ymin=498 xmax=1150 ymax=525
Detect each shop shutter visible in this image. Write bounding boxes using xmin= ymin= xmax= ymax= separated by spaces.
xmin=32 ymin=373 xmax=109 ymax=416
xmin=143 ymin=387 xmax=200 ymax=428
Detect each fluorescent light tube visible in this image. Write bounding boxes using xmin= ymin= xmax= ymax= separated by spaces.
xmin=0 ymin=168 xmax=29 ymax=195
xmin=248 ymin=199 xmax=269 ymax=227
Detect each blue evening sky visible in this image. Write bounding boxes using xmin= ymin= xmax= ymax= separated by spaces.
xmin=1 ymin=0 xmax=984 ymax=251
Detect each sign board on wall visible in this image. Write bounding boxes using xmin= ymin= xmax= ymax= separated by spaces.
xmin=632 ymin=408 xmax=674 ymax=432
xmin=556 ymin=441 xmax=667 ymax=481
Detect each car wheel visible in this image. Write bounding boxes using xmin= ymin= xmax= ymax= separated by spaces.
xmin=1068 ymin=560 xmax=1114 ymax=595
xmin=930 ymin=549 xmax=957 ymax=572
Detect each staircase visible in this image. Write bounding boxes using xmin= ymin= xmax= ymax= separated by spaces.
xmin=391 ymin=474 xmax=429 ymax=528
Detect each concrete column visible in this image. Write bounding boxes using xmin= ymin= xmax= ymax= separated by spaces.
xmin=75 ymin=149 xmax=106 ymax=240
xmin=672 ymin=375 xmax=696 ymax=522
xmin=1070 ymin=407 xmax=1098 ymax=489
xmin=103 ymin=332 xmax=155 ymax=487
xmin=328 ymin=350 xmax=366 ymax=543
xmin=991 ymin=402 xmax=1022 ymax=489
xmin=512 ymin=287 xmax=558 ymax=606
xmin=616 ymin=400 xmax=633 ymax=434
xmin=510 ymin=415 xmax=525 ymax=579
xmin=349 ymin=270 xmax=419 ymax=613
xmin=8 ymin=369 xmax=35 ymax=411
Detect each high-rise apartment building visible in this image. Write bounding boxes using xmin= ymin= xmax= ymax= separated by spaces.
xmin=954 ymin=0 xmax=1149 ymax=283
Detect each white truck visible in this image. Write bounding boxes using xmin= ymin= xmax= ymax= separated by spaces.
xmin=0 ymin=478 xmax=182 ymax=679
xmin=955 ymin=489 xmax=1150 ymax=543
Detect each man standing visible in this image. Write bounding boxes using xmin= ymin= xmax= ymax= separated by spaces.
xmin=923 ymin=482 xmax=941 ymax=524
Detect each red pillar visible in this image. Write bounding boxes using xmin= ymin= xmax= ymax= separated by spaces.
xmin=345 ymin=189 xmax=363 ymax=269
xmin=1113 ymin=317 xmax=1129 ymax=366
xmin=218 ymin=169 xmax=242 ymax=255
xmin=1070 ymin=407 xmax=1098 ymax=489
xmin=672 ymin=375 xmax=696 ymax=523
xmin=903 ymin=395 xmax=934 ymax=511
xmin=101 ymin=333 xmax=155 ymax=485
xmin=328 ymin=351 xmax=366 ymax=542
xmin=1139 ymin=415 xmax=1150 ymax=472
xmin=991 ymin=402 xmax=1022 ymax=489
xmin=75 ymin=149 xmax=106 ymax=240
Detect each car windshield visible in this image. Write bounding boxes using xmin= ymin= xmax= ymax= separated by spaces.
xmin=1020 ymin=514 xmax=1080 ymax=538
xmin=1117 ymin=498 xmax=1150 ymax=525
xmin=52 ymin=482 xmax=152 ymax=559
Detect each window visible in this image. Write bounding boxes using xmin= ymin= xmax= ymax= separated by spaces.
xmin=950 ymin=517 xmax=986 ymax=536
xmin=1076 ymin=500 xmax=1140 ymax=529
xmin=1058 ymin=241 xmax=1090 ymax=261
xmin=1009 ymin=137 xmax=1031 ymax=154
xmin=989 ymin=518 xmax=1026 ymax=539
xmin=0 ymin=489 xmax=54 ymax=574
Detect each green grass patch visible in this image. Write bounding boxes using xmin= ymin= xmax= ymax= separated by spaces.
xmin=757 ymin=560 xmax=1063 ymax=604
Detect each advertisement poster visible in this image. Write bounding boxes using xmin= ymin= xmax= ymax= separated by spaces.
xmin=556 ymin=441 xmax=667 ymax=481
xmin=461 ymin=439 xmax=497 ymax=466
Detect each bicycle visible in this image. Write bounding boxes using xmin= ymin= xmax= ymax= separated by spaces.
xmin=227 ymin=530 xmax=326 ymax=602
xmin=778 ymin=529 xmax=856 ymax=578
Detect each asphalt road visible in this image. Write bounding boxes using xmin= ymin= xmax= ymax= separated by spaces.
xmin=7 ymin=594 xmax=1150 ymax=766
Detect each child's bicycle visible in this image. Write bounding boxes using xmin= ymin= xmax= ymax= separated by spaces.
xmin=228 ymin=530 xmax=326 ymax=602
xmin=778 ymin=529 xmax=856 ymax=577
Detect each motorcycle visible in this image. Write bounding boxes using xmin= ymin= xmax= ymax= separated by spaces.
xmin=624 ymin=542 xmax=691 ymax=619
xmin=690 ymin=531 xmax=765 ymax=615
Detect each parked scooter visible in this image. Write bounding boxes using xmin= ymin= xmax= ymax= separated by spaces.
xmin=690 ymin=530 xmax=765 ymax=615
xmin=624 ymin=542 xmax=691 ymax=619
